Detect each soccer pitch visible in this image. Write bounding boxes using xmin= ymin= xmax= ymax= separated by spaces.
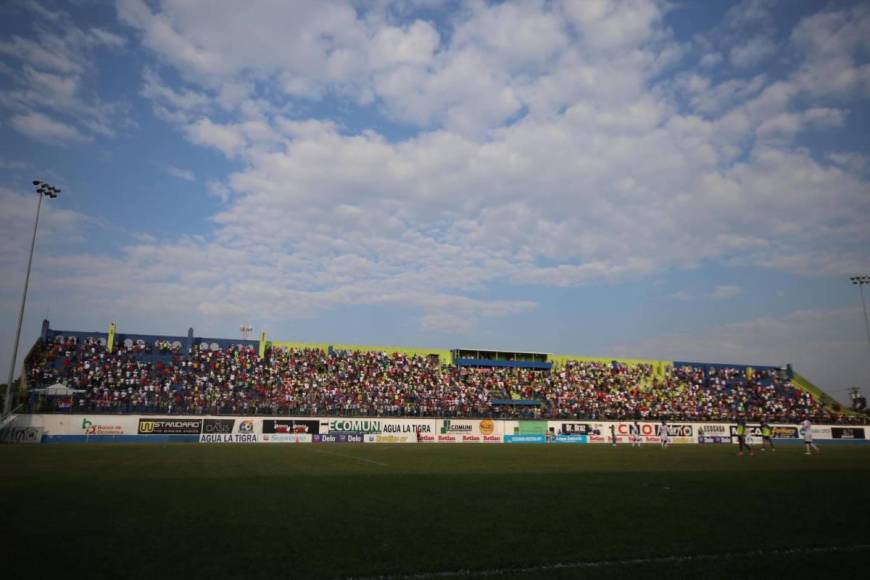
xmin=2 ymin=444 xmax=869 ymax=579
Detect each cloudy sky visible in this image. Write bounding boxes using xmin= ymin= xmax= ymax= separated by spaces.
xmin=0 ymin=0 xmax=868 ymax=402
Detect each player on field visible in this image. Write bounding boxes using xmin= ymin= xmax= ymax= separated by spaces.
xmin=610 ymin=423 xmax=616 ymax=447
xmin=630 ymin=421 xmax=641 ymax=447
xmin=735 ymin=418 xmax=753 ymax=457
xmin=760 ymin=420 xmax=775 ymax=452
xmin=659 ymin=419 xmax=670 ymax=449
xmin=801 ymin=418 xmax=820 ymax=455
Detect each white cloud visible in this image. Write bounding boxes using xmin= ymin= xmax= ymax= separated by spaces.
xmin=141 ymin=67 xmax=210 ymax=120
xmin=0 ymin=4 xmax=131 ymax=141
xmin=710 ymin=285 xmax=742 ymax=300
xmin=0 ymin=186 xmax=91 ymax=270
xmin=165 ymin=165 xmax=195 ymax=181
xmin=206 ymin=180 xmax=231 ymax=203
xmin=561 ymin=0 xmax=664 ymax=52
xmin=88 ymin=28 xmax=126 ymax=49
xmin=725 ymin=0 xmax=777 ymax=29
xmin=369 ymin=20 xmax=440 ymax=69
xmin=730 ymin=34 xmax=777 ymax=68
xmin=10 ymin=112 xmax=89 ymax=143
xmin=184 ymin=118 xmax=246 ymax=158
xmin=790 ymin=3 xmax=870 ymax=97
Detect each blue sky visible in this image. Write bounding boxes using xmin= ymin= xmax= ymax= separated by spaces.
xmin=0 ymin=0 xmax=868 ymax=402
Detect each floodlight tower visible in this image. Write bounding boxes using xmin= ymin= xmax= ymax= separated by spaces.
xmin=4 ymin=180 xmax=60 ymax=416
xmin=240 ymin=324 xmax=253 ymax=340
xmin=850 ymin=275 xmax=870 ymax=363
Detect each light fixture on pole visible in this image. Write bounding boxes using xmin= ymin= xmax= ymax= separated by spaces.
xmin=850 ymin=275 xmax=870 ymax=363
xmin=240 ymin=324 xmax=253 ymax=340
xmin=3 ymin=180 xmax=60 ymax=416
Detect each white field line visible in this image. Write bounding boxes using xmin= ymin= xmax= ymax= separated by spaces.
xmin=342 ymin=543 xmax=870 ymax=579
xmin=308 ymin=447 xmax=388 ymax=467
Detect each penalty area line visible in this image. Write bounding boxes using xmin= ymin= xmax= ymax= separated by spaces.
xmin=308 ymin=447 xmax=388 ymax=467
xmin=342 ymin=543 xmax=870 ymax=579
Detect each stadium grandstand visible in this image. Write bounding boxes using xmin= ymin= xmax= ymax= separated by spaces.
xmin=14 ymin=320 xmax=861 ymax=424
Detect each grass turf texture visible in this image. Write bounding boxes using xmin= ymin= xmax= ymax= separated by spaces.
xmin=2 ymin=444 xmax=869 ymax=579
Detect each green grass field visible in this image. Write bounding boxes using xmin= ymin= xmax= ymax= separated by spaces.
xmin=2 ymin=444 xmax=869 ymax=579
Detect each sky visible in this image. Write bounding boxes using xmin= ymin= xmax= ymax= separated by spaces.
xmin=0 ymin=0 xmax=868 ymax=403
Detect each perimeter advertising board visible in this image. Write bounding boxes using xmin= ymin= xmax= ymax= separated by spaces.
xmin=312 ymin=434 xmax=365 ymax=443
xmin=697 ymin=423 xmax=731 ymax=444
xmin=263 ymin=419 xmax=320 ymax=435
xmin=553 ymin=434 xmax=588 ymax=443
xmin=611 ymin=422 xmax=663 ymax=444
xmin=199 ymin=432 xmax=259 ymax=443
xmin=337 ymin=418 xmax=437 ymax=442
xmin=658 ymin=423 xmax=695 ymax=444
xmin=261 ymin=433 xmax=312 ymax=443
xmin=438 ymin=418 xmax=501 ymax=436
xmin=201 ymin=419 xmax=235 ymax=434
xmin=553 ymin=422 xmax=606 ymax=436
xmin=504 ymin=434 xmax=547 ymax=443
xmin=832 ymin=427 xmax=865 ymax=440
xmin=0 ymin=426 xmax=43 ymax=443
xmin=8 ymin=414 xmax=870 ymax=445
xmin=138 ymin=418 xmax=202 ymax=435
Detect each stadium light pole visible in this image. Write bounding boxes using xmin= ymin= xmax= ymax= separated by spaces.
xmin=3 ymin=180 xmax=60 ymax=416
xmin=851 ymin=275 xmax=870 ymax=364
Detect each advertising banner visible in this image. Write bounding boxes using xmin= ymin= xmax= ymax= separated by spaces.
xmin=380 ymin=420 xmax=435 ymax=436
xmin=435 ymin=434 xmax=463 ymax=443
xmin=438 ymin=418 xmax=499 ymax=436
xmin=81 ymin=417 xmax=125 ymax=436
xmin=832 ymin=427 xmax=866 ymax=440
xmin=138 ymin=418 xmax=202 ymax=435
xmin=729 ymin=425 xmax=764 ymax=445
xmin=418 ymin=433 xmax=502 ymax=443
xmin=504 ymin=434 xmax=546 ymax=443
xmin=615 ymin=422 xmax=658 ymax=438
xmin=202 ymin=419 xmax=235 ymax=434
xmin=657 ymin=423 xmax=694 ymax=444
xmin=261 ymin=433 xmax=312 ymax=443
xmin=771 ymin=426 xmax=799 ymax=439
xmin=364 ymin=434 xmax=415 ymax=443
xmin=199 ymin=433 xmax=258 ymax=443
xmin=263 ymin=419 xmax=319 ymax=435
xmin=312 ymin=433 xmax=364 ymax=443
xmin=697 ymin=424 xmax=729 ymax=438
xmin=322 ymin=418 xmax=383 ymax=435
xmin=811 ymin=426 xmax=832 ymax=439
xmin=554 ymin=434 xmax=588 ymax=444
xmin=439 ymin=419 xmax=476 ymax=434
xmin=556 ymin=422 xmax=604 ymax=436
xmin=699 ymin=436 xmax=731 ymax=444
xmin=0 ymin=426 xmax=44 ymax=443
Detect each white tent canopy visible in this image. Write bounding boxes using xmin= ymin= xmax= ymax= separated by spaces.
xmin=31 ymin=384 xmax=85 ymax=396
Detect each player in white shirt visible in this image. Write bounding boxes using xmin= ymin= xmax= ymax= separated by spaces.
xmin=801 ymin=418 xmax=820 ymax=455
xmin=659 ymin=420 xmax=670 ymax=449
xmin=630 ymin=421 xmax=641 ymax=447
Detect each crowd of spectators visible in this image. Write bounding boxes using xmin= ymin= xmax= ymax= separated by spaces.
xmin=545 ymin=362 xmax=826 ymax=422
xmin=22 ymin=337 xmax=851 ymax=423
